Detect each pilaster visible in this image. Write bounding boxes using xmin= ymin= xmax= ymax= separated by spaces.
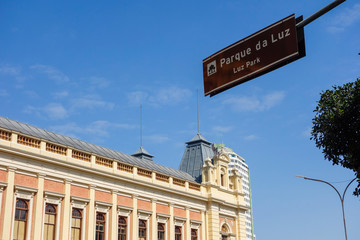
xmin=132 ymin=194 xmax=138 ymax=240
xmin=169 ymin=203 xmax=174 ymax=240
xmin=33 ymin=173 xmax=45 ymax=238
xmin=201 ymin=210 xmax=206 ymax=240
xmin=151 ymin=199 xmax=157 ymax=240
xmin=207 ymin=202 xmax=220 ymax=240
xmin=1 ymin=166 xmax=16 ymax=240
xmin=186 ymin=207 xmax=190 ymax=240
xmin=87 ymin=184 xmax=96 ymax=240
xmin=111 ymin=190 xmax=118 ymax=240
xmin=61 ymin=179 xmax=72 ymax=240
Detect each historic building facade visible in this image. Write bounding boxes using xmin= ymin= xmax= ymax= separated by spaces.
xmin=0 ymin=117 xmax=249 ymax=240
xmin=212 ymin=144 xmax=256 ymax=240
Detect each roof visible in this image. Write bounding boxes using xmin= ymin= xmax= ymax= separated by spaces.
xmin=186 ymin=133 xmax=211 ymax=144
xmin=132 ymin=146 xmax=154 ymax=161
xmin=179 ymin=133 xmax=214 ymax=182
xmin=0 ymin=116 xmax=196 ymax=182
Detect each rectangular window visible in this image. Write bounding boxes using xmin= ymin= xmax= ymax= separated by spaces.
xmin=13 ymin=199 xmax=29 ymax=240
xmin=158 ymin=223 xmax=165 ymax=240
xmin=71 ymin=208 xmax=82 ymax=240
xmin=191 ymin=229 xmax=198 ymax=240
xmin=175 ymin=226 xmax=182 ymax=240
xmin=96 ymin=212 xmax=106 ymax=240
xmin=118 ymin=216 xmax=127 ymax=240
xmin=139 ymin=219 xmax=147 ymax=240
xmin=44 ymin=204 xmax=57 ymax=240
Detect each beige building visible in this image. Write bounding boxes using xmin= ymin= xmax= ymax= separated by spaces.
xmin=0 ymin=117 xmax=249 ymax=240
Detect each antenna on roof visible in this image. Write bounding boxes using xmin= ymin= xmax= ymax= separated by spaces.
xmin=140 ymin=104 xmax=143 ymax=147
xmin=197 ymin=89 xmax=200 ymax=134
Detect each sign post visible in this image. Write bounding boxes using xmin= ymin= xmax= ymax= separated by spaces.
xmin=203 ymin=0 xmax=347 ymax=97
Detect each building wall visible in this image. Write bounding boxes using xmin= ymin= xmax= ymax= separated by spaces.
xmin=0 ymin=130 xmax=248 ymax=240
xmin=224 ymin=148 xmax=256 ymax=240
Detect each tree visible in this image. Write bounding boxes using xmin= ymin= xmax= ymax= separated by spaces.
xmin=311 ymin=78 xmax=360 ymax=196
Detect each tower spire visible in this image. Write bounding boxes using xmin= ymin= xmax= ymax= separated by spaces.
xmin=197 ymin=89 xmax=200 ymax=134
xmin=140 ymin=104 xmax=143 ymax=147
xmin=132 ymin=104 xmax=154 ymax=161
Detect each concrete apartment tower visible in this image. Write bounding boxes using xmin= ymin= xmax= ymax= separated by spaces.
xmin=213 ymin=144 xmax=256 ymax=240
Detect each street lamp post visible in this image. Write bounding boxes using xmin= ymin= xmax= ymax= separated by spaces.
xmin=296 ymin=175 xmax=356 ymax=240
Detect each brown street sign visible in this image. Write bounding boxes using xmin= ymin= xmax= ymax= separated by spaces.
xmin=203 ymin=14 xmax=304 ymax=97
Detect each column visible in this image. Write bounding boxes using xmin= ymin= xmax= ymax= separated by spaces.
xmin=185 ymin=207 xmax=190 ymax=240
xmin=201 ymin=210 xmax=206 ymax=240
xmin=235 ymin=212 xmax=239 ymax=240
xmin=33 ymin=173 xmax=45 ymax=238
xmin=111 ymin=190 xmax=118 ymax=240
xmin=132 ymin=195 xmax=138 ymax=240
xmin=207 ymin=203 xmax=219 ymax=240
xmin=169 ymin=203 xmax=174 ymax=240
xmin=61 ymin=179 xmax=72 ymax=240
xmin=151 ymin=199 xmax=157 ymax=240
xmin=1 ymin=166 xmax=16 ymax=240
xmin=87 ymin=185 xmax=96 ymax=240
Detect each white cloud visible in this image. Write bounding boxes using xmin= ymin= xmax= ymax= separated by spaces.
xmin=30 ymin=64 xmax=69 ymax=83
xmin=128 ymin=91 xmax=149 ymax=106
xmin=302 ymin=127 xmax=312 ymax=138
xmin=144 ymin=134 xmax=170 ymax=143
xmin=327 ymin=4 xmax=360 ymax=33
xmin=0 ymin=65 xmax=21 ymax=75
xmin=0 ymin=65 xmax=26 ymax=87
xmin=53 ymin=90 xmax=69 ymax=99
xmin=88 ymin=77 xmax=110 ymax=89
xmin=71 ymin=95 xmax=114 ymax=110
xmin=44 ymin=103 xmax=68 ymax=120
xmin=244 ymin=134 xmax=258 ymax=141
xmin=24 ymin=90 xmax=39 ymax=99
xmin=50 ymin=120 xmax=136 ymax=138
xmin=222 ymin=91 xmax=285 ymax=112
xmin=24 ymin=103 xmax=68 ymax=120
xmin=127 ymin=86 xmax=192 ymax=107
xmin=212 ymin=125 xmax=233 ymax=134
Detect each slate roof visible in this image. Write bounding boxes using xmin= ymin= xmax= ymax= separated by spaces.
xmin=0 ymin=116 xmax=196 ymax=182
xmin=179 ymin=133 xmax=214 ymax=183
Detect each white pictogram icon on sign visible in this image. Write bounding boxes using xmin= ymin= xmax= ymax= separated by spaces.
xmin=207 ymin=60 xmax=217 ymax=76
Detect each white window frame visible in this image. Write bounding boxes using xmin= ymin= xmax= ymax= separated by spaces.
xmin=157 ymin=213 xmax=169 ymax=240
xmin=69 ymin=196 xmax=89 ymax=240
xmin=0 ymin=182 xmax=7 ymax=218
xmin=117 ymin=206 xmax=132 ymax=240
xmin=174 ymin=217 xmax=186 ymax=240
xmin=138 ymin=210 xmax=151 ymax=240
xmin=94 ymin=201 xmax=112 ymax=240
xmin=190 ymin=220 xmax=201 ymax=240
xmin=11 ymin=185 xmax=37 ymax=240
xmin=42 ymin=191 xmax=64 ymax=240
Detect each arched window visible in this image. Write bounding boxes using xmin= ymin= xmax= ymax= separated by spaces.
xmin=191 ymin=229 xmax=198 ymax=240
xmin=221 ymin=173 xmax=225 ymax=186
xmin=44 ymin=204 xmax=57 ymax=240
xmin=221 ymin=224 xmax=230 ymax=240
xmin=118 ymin=216 xmax=127 ymax=240
xmin=71 ymin=208 xmax=82 ymax=240
xmin=13 ymin=199 xmax=29 ymax=240
xmin=158 ymin=223 xmax=165 ymax=240
xmin=175 ymin=226 xmax=182 ymax=240
xmin=96 ymin=212 xmax=106 ymax=240
xmin=139 ymin=219 xmax=147 ymax=240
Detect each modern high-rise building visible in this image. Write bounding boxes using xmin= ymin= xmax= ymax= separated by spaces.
xmin=213 ymin=144 xmax=256 ymax=240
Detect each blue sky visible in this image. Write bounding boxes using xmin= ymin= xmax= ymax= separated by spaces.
xmin=1 ymin=1 xmax=359 ymax=239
